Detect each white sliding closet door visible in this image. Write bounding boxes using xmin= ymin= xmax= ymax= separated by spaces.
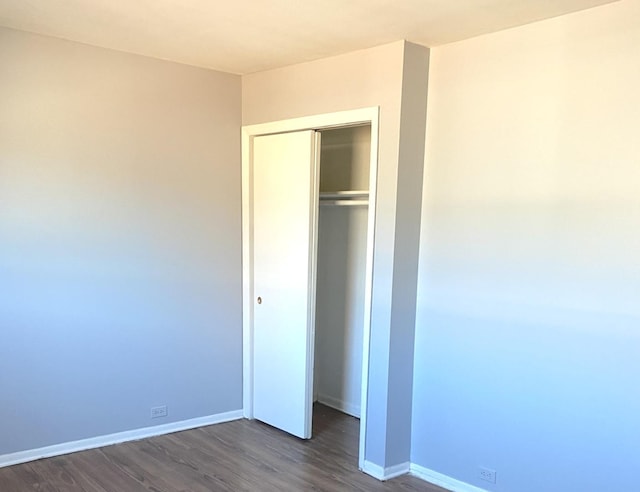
xmin=252 ymin=130 xmax=319 ymax=439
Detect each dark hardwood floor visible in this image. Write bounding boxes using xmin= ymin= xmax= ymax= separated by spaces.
xmin=0 ymin=404 xmax=445 ymax=491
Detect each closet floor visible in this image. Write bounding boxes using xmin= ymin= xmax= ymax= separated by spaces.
xmin=0 ymin=404 xmax=445 ymax=491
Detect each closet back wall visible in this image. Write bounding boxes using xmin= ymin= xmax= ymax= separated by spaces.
xmin=0 ymin=27 xmax=242 ymax=456
xmin=242 ymin=41 xmax=422 ymax=468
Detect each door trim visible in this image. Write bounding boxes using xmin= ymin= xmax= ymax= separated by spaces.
xmin=241 ymin=106 xmax=380 ymax=470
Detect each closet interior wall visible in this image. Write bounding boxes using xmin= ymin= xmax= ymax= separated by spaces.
xmin=314 ymin=125 xmax=371 ymax=418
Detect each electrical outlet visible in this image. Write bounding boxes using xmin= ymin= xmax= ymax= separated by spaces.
xmin=479 ymin=467 xmax=497 ymax=484
xmin=151 ymin=405 xmax=168 ymax=419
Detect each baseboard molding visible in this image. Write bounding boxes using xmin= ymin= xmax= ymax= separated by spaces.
xmin=362 ymin=460 xmax=410 ymax=481
xmin=0 ymin=409 xmax=244 ymax=469
xmin=317 ymin=394 xmax=360 ymax=418
xmin=410 ymin=464 xmax=489 ymax=492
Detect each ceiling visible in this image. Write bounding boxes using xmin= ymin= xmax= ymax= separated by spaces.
xmin=0 ymin=0 xmax=618 ymax=74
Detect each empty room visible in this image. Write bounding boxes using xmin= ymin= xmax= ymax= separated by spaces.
xmin=1 ymin=1 xmax=638 ymax=491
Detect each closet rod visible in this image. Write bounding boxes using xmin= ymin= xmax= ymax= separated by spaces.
xmin=319 ymin=191 xmax=369 ymax=200
xmin=319 ymin=199 xmax=369 ymax=207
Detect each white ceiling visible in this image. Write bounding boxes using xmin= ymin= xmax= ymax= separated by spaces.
xmin=0 ymin=0 xmax=618 ymax=74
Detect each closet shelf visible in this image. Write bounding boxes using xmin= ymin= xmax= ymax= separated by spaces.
xmin=320 ymin=199 xmax=368 ymax=207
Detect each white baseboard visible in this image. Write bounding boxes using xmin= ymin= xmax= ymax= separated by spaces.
xmin=0 ymin=409 xmax=244 ymax=469
xmin=410 ymin=464 xmax=489 ymax=492
xmin=317 ymin=394 xmax=360 ymax=418
xmin=362 ymin=460 xmax=410 ymax=480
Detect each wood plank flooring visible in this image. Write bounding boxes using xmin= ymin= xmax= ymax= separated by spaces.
xmin=0 ymin=404 xmax=445 ymax=491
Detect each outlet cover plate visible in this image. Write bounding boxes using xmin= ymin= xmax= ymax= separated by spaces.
xmin=479 ymin=466 xmax=497 ymax=483
xmin=151 ymin=405 xmax=168 ymax=419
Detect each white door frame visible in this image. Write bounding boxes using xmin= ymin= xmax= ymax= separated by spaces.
xmin=242 ymin=106 xmax=379 ymax=470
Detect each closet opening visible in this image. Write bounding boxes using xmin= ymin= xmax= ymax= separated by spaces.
xmin=313 ymin=125 xmax=371 ymax=430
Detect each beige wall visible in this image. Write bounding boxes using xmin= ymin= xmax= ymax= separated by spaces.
xmin=244 ymin=42 xmax=404 ymax=468
xmin=0 ymin=27 xmax=243 ymax=456
xmin=242 ymin=44 xmax=405 ymax=279
xmin=413 ymin=1 xmax=640 ymax=490
xmin=243 ymin=41 xmax=429 ymax=468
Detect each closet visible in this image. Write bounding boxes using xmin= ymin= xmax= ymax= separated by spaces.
xmin=314 ymin=125 xmax=371 ymax=419
xmin=243 ymin=108 xmax=377 ymax=444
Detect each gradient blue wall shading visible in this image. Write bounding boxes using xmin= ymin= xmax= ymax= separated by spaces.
xmin=0 ymin=27 xmax=243 ymax=454
xmin=412 ymin=2 xmax=640 ymax=490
